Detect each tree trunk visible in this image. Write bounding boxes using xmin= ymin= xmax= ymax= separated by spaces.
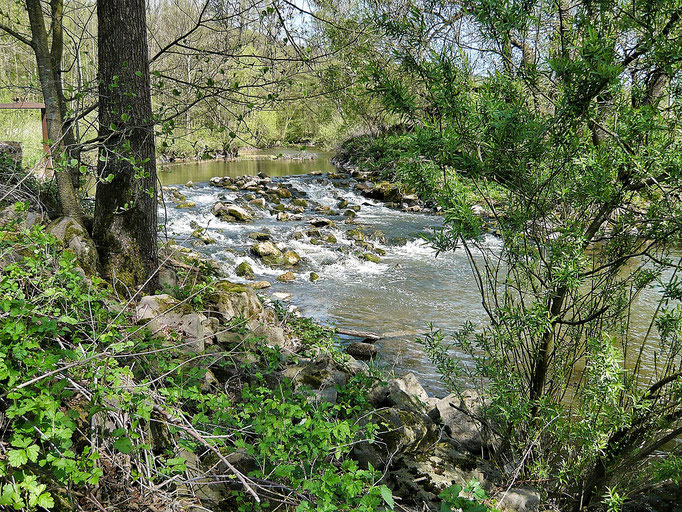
xmin=93 ymin=0 xmax=159 ymax=293
xmin=25 ymin=0 xmax=83 ymax=222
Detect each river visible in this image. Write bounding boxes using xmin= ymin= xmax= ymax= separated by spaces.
xmin=159 ymin=150 xmax=677 ymax=397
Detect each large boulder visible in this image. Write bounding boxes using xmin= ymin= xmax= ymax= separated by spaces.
xmin=345 ymin=341 xmax=377 ymax=360
xmin=365 ymin=181 xmax=404 ymax=203
xmin=251 ymin=323 xmax=290 ymax=350
xmin=251 ymin=241 xmax=281 ymax=259
xmin=282 ymin=355 xmax=351 ymax=404
xmin=135 ymin=294 xmax=205 ymax=352
xmin=428 ymin=390 xmax=498 ymax=456
xmin=386 ymin=445 xmax=496 ymax=508
xmin=497 ymin=488 xmax=542 ymax=512
xmin=368 ymin=373 xmax=429 ymax=412
xmin=47 ymin=217 xmax=98 ymax=275
xmin=209 ymin=281 xmax=265 ymax=324
xmin=351 ymin=406 xmax=440 ymax=472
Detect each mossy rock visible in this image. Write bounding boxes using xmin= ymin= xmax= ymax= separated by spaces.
xmin=347 ymin=228 xmax=365 ymax=241
xmin=175 ymin=201 xmax=196 ymax=209
xmin=251 ymin=241 xmax=282 ymax=259
xmin=47 ymin=217 xmax=98 ymax=275
xmin=215 ymin=281 xmax=249 ymax=294
xmin=276 ymin=187 xmax=292 ymax=198
xmin=309 ymin=272 xmax=320 ymax=282
xmin=191 ymin=228 xmax=216 ymax=245
xmin=325 ymin=234 xmax=337 ymax=244
xmin=362 ymin=253 xmax=381 ymax=263
xmin=292 ymin=198 xmax=308 ymax=207
xmin=235 ymin=261 xmax=255 ymax=279
xmin=281 ymin=251 xmax=301 ymax=266
xmin=276 ymin=271 xmax=296 ymax=282
xmin=248 ymin=232 xmax=271 ymax=241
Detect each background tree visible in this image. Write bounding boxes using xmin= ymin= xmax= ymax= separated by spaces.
xmin=0 ymin=0 xmax=85 ymax=221
xmin=339 ymin=0 xmax=682 ymax=508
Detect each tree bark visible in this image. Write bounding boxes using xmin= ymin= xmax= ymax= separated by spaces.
xmin=93 ymin=0 xmax=159 ymax=293
xmin=25 ymin=0 xmax=83 ymax=221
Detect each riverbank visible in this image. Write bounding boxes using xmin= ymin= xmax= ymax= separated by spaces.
xmin=0 ymin=203 xmax=537 ymax=512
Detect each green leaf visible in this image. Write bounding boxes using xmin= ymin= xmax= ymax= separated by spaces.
xmin=7 ymin=449 xmax=28 ymax=467
xmin=37 ymin=492 xmax=55 ymax=509
xmin=113 ymin=437 xmax=134 ymax=454
xmin=25 ymin=444 xmax=40 ymax=463
xmin=380 ymin=485 xmax=394 ymax=509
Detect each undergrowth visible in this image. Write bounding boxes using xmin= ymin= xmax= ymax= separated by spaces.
xmin=0 ymin=205 xmax=394 ymax=511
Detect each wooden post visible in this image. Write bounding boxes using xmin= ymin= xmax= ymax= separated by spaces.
xmin=40 ymin=106 xmax=50 ymax=156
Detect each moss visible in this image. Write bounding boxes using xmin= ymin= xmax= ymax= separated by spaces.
xmin=276 ymin=271 xmax=296 ymax=282
xmin=235 ymin=261 xmax=255 ymax=279
xmin=347 ymin=228 xmax=364 ymax=241
xmin=362 ymin=253 xmax=381 ymax=263
xmin=215 ymin=281 xmax=249 ymax=294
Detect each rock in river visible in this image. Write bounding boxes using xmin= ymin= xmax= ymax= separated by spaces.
xmin=276 ymin=271 xmax=296 ymax=282
xmin=251 ymin=241 xmax=282 ymax=259
xmin=235 ymin=261 xmax=255 ymax=279
xmin=345 ymin=341 xmax=378 ymax=360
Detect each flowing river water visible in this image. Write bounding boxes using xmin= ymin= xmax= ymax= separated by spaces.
xmin=159 ymin=150 xmax=676 ymax=396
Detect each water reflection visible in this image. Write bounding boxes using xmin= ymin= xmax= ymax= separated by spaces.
xmin=158 ymin=149 xmax=336 ymax=186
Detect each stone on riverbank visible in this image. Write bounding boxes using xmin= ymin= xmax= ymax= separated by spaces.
xmin=428 ymin=390 xmax=499 ymax=456
xmin=135 ymin=294 xmax=205 ymax=352
xmin=47 ymin=217 xmax=98 ymax=275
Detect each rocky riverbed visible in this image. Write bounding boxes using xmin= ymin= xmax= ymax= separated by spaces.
xmin=159 ymin=165 xmax=505 ymax=395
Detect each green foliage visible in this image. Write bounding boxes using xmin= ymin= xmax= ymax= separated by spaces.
xmin=346 ymin=0 xmax=682 ymax=509
xmin=0 ymin=222 xmax=117 ymax=508
xmin=439 ymin=480 xmax=496 ymax=512
xmin=0 ymin=212 xmax=392 ymax=511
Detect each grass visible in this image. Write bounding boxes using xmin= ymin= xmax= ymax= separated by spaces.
xmin=0 ymin=109 xmax=45 ymax=168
